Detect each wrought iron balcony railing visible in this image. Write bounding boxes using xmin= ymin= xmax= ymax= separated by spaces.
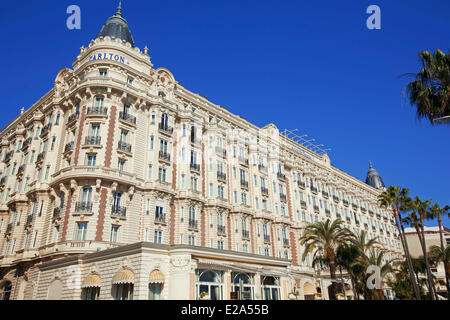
xmin=85 ymin=136 xmax=101 ymax=145
xmin=87 ymin=106 xmax=108 ymax=115
xmin=111 ymin=205 xmax=126 ymax=218
xmin=159 ymin=151 xmax=171 ymax=162
xmin=158 ymin=123 xmax=173 ymax=135
xmin=75 ymin=202 xmax=93 ymax=213
xmin=118 ymin=141 xmax=132 ymax=153
xmin=119 ymin=112 xmax=136 ymax=125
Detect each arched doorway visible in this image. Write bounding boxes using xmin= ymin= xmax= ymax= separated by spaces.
xmin=0 ymin=281 xmax=12 ymax=300
xmin=195 ymin=269 xmax=223 ymax=300
xmin=231 ymin=272 xmax=254 ymax=300
xmin=47 ymin=279 xmax=63 ymax=300
xmin=261 ymin=276 xmax=281 ymax=300
xmin=303 ymin=282 xmax=316 ymax=300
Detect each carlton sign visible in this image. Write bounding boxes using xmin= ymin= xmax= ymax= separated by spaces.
xmin=88 ymin=53 xmax=125 ymax=64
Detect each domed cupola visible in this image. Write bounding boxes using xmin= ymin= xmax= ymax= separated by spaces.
xmin=96 ymin=2 xmax=135 ymax=47
xmin=365 ymin=162 xmax=385 ymax=189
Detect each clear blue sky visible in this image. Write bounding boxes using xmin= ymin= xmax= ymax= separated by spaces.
xmin=0 ymin=1 xmax=448 ymax=227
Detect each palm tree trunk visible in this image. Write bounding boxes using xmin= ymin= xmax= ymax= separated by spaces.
xmin=437 ymin=217 xmax=450 ymax=300
xmin=395 ymin=204 xmax=421 ymax=300
xmin=328 ymin=253 xmax=337 ymax=300
xmin=413 ymin=222 xmax=435 ymax=299
xmin=419 ymin=214 xmax=437 ymax=300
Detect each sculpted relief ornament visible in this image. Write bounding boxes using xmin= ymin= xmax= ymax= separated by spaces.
xmin=170 ymin=256 xmax=191 ymax=271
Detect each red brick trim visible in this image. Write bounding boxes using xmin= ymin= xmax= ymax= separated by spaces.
xmin=250 ymin=219 xmax=256 ymax=254
xmin=61 ymin=193 xmax=73 ymax=242
xmin=290 ymin=231 xmax=299 ymax=265
xmin=104 ymin=106 xmax=117 ymax=168
xmin=201 ymin=210 xmax=206 ymax=247
xmin=73 ymin=106 xmax=86 ymax=166
xmin=95 ymin=188 xmax=107 ymax=241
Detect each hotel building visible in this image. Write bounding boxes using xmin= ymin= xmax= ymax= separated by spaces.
xmin=0 ymin=4 xmax=403 ymax=300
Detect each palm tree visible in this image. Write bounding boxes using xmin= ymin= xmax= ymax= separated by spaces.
xmin=429 ymin=203 xmax=450 ymax=298
xmin=405 ymin=49 xmax=450 ymax=125
xmin=299 ymin=218 xmax=353 ymax=300
xmin=378 ymin=186 xmax=421 ymax=299
xmin=429 ymin=244 xmax=450 ymax=299
xmin=335 ymin=244 xmax=362 ymax=300
xmin=403 ymin=197 xmax=437 ymax=299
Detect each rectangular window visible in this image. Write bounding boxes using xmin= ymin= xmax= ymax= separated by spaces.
xmin=154 ymin=230 xmax=162 ymax=244
xmin=158 ymin=168 xmax=166 ymax=182
xmin=75 ymin=223 xmax=87 ymax=241
xmin=110 ymin=225 xmax=120 ymax=243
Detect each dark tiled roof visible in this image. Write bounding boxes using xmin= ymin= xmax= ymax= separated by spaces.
xmin=365 ymin=162 xmax=385 ymax=189
xmin=96 ymin=2 xmax=135 ymax=47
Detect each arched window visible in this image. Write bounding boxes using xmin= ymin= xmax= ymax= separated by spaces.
xmin=231 ymin=273 xmax=254 ymax=300
xmin=0 ymin=281 xmax=12 ymax=300
xmin=196 ymin=269 xmax=223 ymax=300
xmin=261 ymin=276 xmax=280 ymax=300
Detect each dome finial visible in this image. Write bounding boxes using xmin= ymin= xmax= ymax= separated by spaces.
xmin=369 ymin=161 xmax=373 ymax=169
xmin=115 ymin=1 xmax=123 ymax=16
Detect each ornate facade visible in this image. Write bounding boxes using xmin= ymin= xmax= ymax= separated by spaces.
xmin=0 ymin=4 xmax=402 ymax=300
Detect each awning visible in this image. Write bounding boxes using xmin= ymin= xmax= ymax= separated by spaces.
xmin=112 ymin=269 xmax=135 ymax=284
xmin=303 ymin=282 xmax=317 ymax=295
xmin=81 ymin=273 xmax=102 ymax=288
xmin=149 ymin=270 xmax=165 ymax=284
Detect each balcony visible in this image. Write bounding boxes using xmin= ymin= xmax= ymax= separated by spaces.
xmin=111 ymin=205 xmax=126 ymax=218
xmin=314 ymin=205 xmax=319 ymax=213
xmin=368 ymin=210 xmax=374 ymax=216
xmin=21 ymin=137 xmax=32 ymax=151
xmin=75 ymin=202 xmax=93 ymax=213
xmin=64 ymin=141 xmax=75 ymax=153
xmin=343 ymin=200 xmax=349 ymax=207
xmin=333 ymin=195 xmax=340 ymax=203
xmin=325 ymin=209 xmax=331 ymax=216
xmin=190 ymin=137 xmax=202 ymax=147
xmin=0 ymin=176 xmax=7 ymax=185
xmin=264 ymin=235 xmax=271 ymax=244
xmin=261 ymin=187 xmax=269 ymax=196
xmin=361 ymin=207 xmax=367 ymax=213
xmin=238 ymin=156 xmax=249 ymax=166
xmin=40 ymin=123 xmax=52 ymax=137
xmin=155 ymin=213 xmax=166 ymax=224
xmin=119 ymin=112 xmax=136 ymax=125
xmin=258 ymin=164 xmax=267 ymax=174
xmin=53 ymin=207 xmax=62 ymax=218
xmin=280 ymin=194 xmax=287 ymax=202
xmin=322 ymin=191 xmax=329 ymax=199
xmin=297 ymin=181 xmax=305 ymax=189
xmin=87 ymin=106 xmax=108 ymax=116
xmin=215 ymin=146 xmax=226 ymax=158
xmin=242 ymin=230 xmax=250 ymax=239
xmin=158 ymin=123 xmax=173 ymax=136
xmin=85 ymin=136 xmax=102 ymax=145
xmin=283 ymin=239 xmax=290 ymax=247
xmin=217 ymin=225 xmax=227 ymax=235
xmin=355 ymin=220 xmax=360 ymax=227
xmin=310 ymin=186 xmax=318 ymax=194
xmin=17 ymin=164 xmax=26 ymax=175
xmin=188 ymin=219 xmax=198 ymax=230
xmin=352 ymin=204 xmax=359 ymax=211
xmin=6 ymin=223 xmax=13 ymax=234
xmin=300 ymin=200 xmax=307 ymax=210
xmin=217 ymin=171 xmax=227 ymax=182
xmin=118 ymin=141 xmax=132 ymax=153
xmin=240 ymin=180 xmax=249 ymax=189
xmin=67 ymin=112 xmax=79 ymax=124
xmin=190 ymin=163 xmax=200 ymax=173
xmin=36 ymin=152 xmax=46 ymax=163
xmin=159 ymin=151 xmax=171 ymax=162
xmin=25 ymin=214 xmax=34 ymax=226
xmin=277 ymin=172 xmax=286 ymax=181
xmin=3 ymin=151 xmax=14 ymax=163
